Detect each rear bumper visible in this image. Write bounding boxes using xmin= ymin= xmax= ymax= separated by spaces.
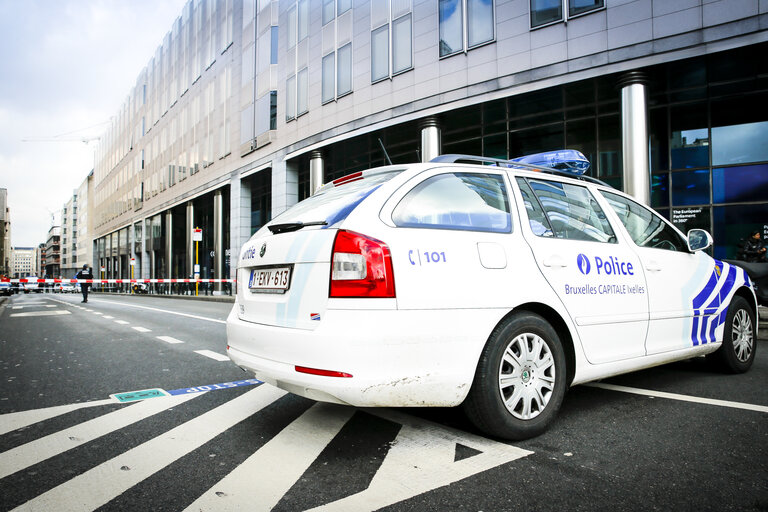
xmin=226 ymin=305 xmax=505 ymax=407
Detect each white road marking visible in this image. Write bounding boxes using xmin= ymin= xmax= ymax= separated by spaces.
xmin=309 ymin=408 xmax=533 ymax=511
xmin=90 ymin=299 xmax=226 ymax=324
xmin=0 ymin=393 xmax=201 ymax=480
xmin=21 ymin=385 xmax=286 ymax=512
xmin=93 ymin=312 xmax=103 ymax=315
xmin=114 ymin=320 xmax=129 ymax=325
xmin=0 ymin=399 xmax=114 ymax=436
xmin=132 ymin=326 xmax=151 ymax=333
xmin=194 ymin=350 xmax=230 ymax=362
xmin=157 ymin=335 xmax=185 ymax=344
xmin=103 ymin=315 xmax=114 ymax=319
xmin=186 ymin=403 xmax=355 ymax=512
xmin=585 ymin=382 xmax=768 ymax=413
xmin=9 ymin=310 xmax=71 ymax=317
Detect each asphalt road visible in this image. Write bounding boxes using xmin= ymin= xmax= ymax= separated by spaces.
xmin=0 ymin=292 xmax=766 ymax=511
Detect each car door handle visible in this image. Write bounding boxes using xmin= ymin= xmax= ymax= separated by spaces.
xmin=645 ymin=261 xmax=662 ymax=272
xmin=543 ymin=256 xmax=568 ymax=268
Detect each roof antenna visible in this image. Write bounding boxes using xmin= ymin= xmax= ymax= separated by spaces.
xmin=378 ymin=138 xmax=393 ymax=165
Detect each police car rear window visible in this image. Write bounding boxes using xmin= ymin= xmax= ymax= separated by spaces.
xmin=393 ymin=172 xmax=511 ymax=233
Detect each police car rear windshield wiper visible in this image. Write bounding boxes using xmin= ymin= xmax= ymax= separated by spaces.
xmin=268 ymin=221 xmax=328 ymax=234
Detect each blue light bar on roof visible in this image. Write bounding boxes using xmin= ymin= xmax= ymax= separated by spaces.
xmin=511 ymin=150 xmax=590 ymax=175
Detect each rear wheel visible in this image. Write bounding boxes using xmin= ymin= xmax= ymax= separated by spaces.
xmin=707 ymin=295 xmax=756 ymax=373
xmin=463 ymin=312 xmax=567 ymax=440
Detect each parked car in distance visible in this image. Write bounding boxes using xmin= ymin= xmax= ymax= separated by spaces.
xmin=23 ymin=277 xmax=41 ymax=294
xmin=226 ymin=150 xmax=758 ymax=441
xmin=0 ymin=281 xmax=11 ymax=296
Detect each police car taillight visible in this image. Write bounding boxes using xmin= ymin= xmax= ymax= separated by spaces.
xmin=330 ymin=230 xmax=395 ymax=298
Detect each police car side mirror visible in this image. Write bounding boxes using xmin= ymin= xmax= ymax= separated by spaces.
xmin=687 ymin=229 xmax=713 ymax=252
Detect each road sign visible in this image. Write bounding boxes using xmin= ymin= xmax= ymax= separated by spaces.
xmin=130 ymin=258 xmax=136 ymax=266
xmin=192 ymin=228 xmax=202 ymax=242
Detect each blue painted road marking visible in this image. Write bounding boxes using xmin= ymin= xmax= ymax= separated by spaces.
xmin=110 ymin=379 xmax=262 ymax=403
xmin=167 ymin=378 xmax=262 ymax=395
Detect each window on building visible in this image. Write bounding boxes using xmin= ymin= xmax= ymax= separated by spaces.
xmin=324 ymin=0 xmax=352 ymax=25
xmin=322 ymin=43 xmax=352 ymax=104
xmin=439 ymin=0 xmax=494 ymax=58
xmin=530 ymin=0 xmax=604 ymax=29
xmin=371 ymin=0 xmax=412 ymax=82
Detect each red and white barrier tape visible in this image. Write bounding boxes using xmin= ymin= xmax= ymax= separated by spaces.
xmin=2 ymin=278 xmax=236 ymax=284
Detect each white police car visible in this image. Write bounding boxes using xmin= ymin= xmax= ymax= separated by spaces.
xmin=226 ymin=151 xmax=757 ymax=440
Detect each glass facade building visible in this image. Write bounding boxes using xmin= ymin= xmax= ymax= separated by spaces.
xmin=87 ymin=0 xmax=768 ymax=287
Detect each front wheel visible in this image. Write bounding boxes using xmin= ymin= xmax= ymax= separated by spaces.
xmin=707 ymin=295 xmax=756 ymax=373
xmin=463 ymin=312 xmax=567 ymax=440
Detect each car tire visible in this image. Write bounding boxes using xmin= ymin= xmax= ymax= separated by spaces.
xmin=463 ymin=312 xmax=567 ymax=441
xmin=707 ymin=295 xmax=756 ymax=374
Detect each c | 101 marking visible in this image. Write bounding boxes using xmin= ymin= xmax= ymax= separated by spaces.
xmin=408 ymin=249 xmax=447 ymax=266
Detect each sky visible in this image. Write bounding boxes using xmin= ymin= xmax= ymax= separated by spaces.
xmin=0 ymin=0 xmax=187 ymax=248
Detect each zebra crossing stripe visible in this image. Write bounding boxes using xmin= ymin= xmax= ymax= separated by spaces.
xmin=0 ymin=399 xmax=115 ymax=437
xmin=306 ymin=408 xmax=533 ymax=511
xmin=18 ymin=385 xmax=287 ymax=512
xmin=0 ymin=393 xmax=201 ymax=480
xmin=185 ymin=402 xmax=355 ymax=512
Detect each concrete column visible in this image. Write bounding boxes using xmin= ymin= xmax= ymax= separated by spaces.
xmin=186 ymin=201 xmax=194 ymax=279
xmin=310 ymin=150 xmax=324 ymax=195
xmin=166 ymin=210 xmax=173 ymax=294
xmin=618 ymin=71 xmax=650 ymax=205
xmin=420 ymin=116 xmax=441 ymax=163
xmin=213 ymin=189 xmax=224 ymax=294
xmin=271 ymin=157 xmax=299 ymax=219
xmin=143 ymin=219 xmax=150 ymax=279
xmin=229 ymin=174 xmax=251 ymax=289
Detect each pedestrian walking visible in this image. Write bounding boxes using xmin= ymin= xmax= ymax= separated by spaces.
xmin=75 ymin=264 xmax=93 ymax=303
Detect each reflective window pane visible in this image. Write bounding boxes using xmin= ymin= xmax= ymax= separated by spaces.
xmin=285 ymin=75 xmax=296 ymax=120
xmin=297 ymin=68 xmax=308 ymax=115
xmin=439 ymin=0 xmax=463 ymax=56
xmin=337 ymin=43 xmax=352 ymax=95
xmin=322 ymin=53 xmax=335 ymax=103
xmin=713 ymin=164 xmax=768 ymax=203
xmin=713 ymin=204 xmax=768 ymax=259
xmin=671 ymin=169 xmax=710 ymax=206
xmin=467 ymin=0 xmax=494 ymax=48
xmin=393 ymin=14 xmax=412 ymax=73
xmin=531 ymin=0 xmax=563 ymax=28
xmin=393 ymin=173 xmax=511 ymax=233
xmin=569 ymin=0 xmax=603 ymax=17
xmin=602 ymin=191 xmax=687 ymax=251
xmin=322 ymin=0 xmax=334 ymax=25
xmin=670 ymin=104 xmax=709 ymax=169
xmin=712 ymin=121 xmax=768 ymax=166
xmin=371 ymin=25 xmax=389 ymax=81
xmin=528 ymin=179 xmax=615 ymax=243
xmin=516 ymin=178 xmax=554 ymax=237
xmin=298 ymin=0 xmax=308 ymax=41
xmin=338 ymin=0 xmax=351 ymax=14
xmin=651 ymin=173 xmax=669 ymax=208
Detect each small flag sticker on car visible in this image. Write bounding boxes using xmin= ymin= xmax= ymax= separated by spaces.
xmin=310 ymin=313 xmax=321 ymax=321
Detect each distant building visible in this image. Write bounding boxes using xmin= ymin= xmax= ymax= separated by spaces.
xmin=60 ymin=192 xmax=78 ymax=278
xmin=76 ymin=171 xmax=94 ymax=271
xmin=43 ymin=226 xmax=61 ymax=278
xmin=0 ymin=188 xmax=10 ymax=277
xmin=36 ymin=243 xmax=45 ymax=278
xmin=86 ymin=0 xmax=768 ymax=291
xmin=10 ymin=247 xmax=36 ymax=278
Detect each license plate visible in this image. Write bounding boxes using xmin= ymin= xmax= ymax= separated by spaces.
xmin=248 ymin=266 xmax=292 ymax=293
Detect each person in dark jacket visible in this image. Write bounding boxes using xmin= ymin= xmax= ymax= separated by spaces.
xmin=741 ymin=230 xmax=767 ymax=262
xmin=75 ymin=264 xmax=93 ymax=303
